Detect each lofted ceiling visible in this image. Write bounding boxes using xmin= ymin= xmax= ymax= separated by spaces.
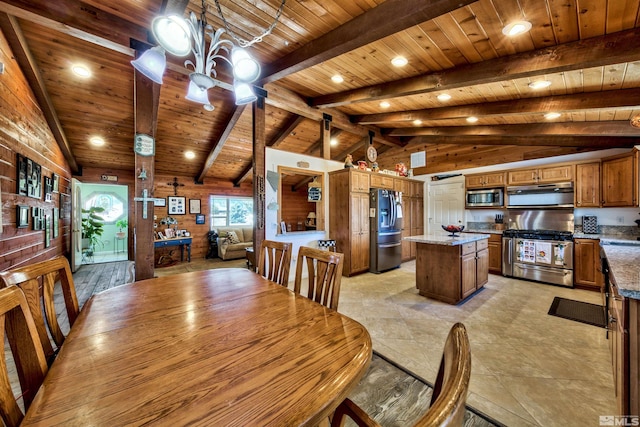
xmin=1 ymin=0 xmax=640 ymax=182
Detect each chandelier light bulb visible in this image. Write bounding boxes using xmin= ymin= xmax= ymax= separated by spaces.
xmin=185 ymin=81 xmax=211 ymax=105
xmin=234 ymin=81 xmax=257 ymax=105
xmin=231 ymin=47 xmax=260 ymax=83
xmin=152 ymin=15 xmax=192 ymax=57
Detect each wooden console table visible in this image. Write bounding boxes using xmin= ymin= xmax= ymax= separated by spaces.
xmin=154 ymin=237 xmax=192 ymax=262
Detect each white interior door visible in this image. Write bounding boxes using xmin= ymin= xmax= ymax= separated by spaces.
xmin=427 ymin=178 xmax=465 ymax=233
xmin=71 ymin=178 xmax=83 ymax=271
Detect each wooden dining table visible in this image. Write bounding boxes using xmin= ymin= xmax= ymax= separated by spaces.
xmin=21 ymin=268 xmax=372 ymax=426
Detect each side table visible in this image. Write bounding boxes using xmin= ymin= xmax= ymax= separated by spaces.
xmin=245 ymin=247 xmax=255 ymax=271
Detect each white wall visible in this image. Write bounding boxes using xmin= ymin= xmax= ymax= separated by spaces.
xmin=265 ymin=148 xmax=344 ymax=278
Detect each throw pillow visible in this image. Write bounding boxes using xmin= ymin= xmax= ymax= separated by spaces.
xmin=227 ymin=231 xmax=240 ymax=244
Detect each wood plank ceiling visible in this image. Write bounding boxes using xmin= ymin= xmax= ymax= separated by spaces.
xmin=1 ymin=0 xmax=639 ymax=181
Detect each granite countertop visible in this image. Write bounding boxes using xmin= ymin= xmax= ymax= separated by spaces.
xmin=573 ymin=233 xmax=640 ymax=245
xmin=404 ymin=232 xmax=490 ymax=246
xmin=466 ymin=228 xmax=504 ymax=235
xmin=600 ymin=242 xmax=640 ymax=300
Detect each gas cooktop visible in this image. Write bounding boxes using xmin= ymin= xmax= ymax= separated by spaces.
xmin=503 ymin=229 xmax=574 ymax=241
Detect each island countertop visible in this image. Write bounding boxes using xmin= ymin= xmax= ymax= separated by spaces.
xmin=404 ymin=232 xmax=491 ymax=246
xmin=600 ymin=242 xmax=640 ymax=300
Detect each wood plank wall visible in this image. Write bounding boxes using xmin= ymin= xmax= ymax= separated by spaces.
xmin=0 ymin=31 xmax=71 ymax=271
xmin=280 ymin=187 xmax=315 ymax=231
xmin=78 ymin=167 xmax=252 ymax=260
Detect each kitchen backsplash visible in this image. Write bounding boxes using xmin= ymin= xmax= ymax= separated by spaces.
xmin=468 ymin=221 xmax=640 ymax=237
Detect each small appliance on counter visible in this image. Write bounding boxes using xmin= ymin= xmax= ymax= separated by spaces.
xmin=583 ymin=215 xmax=598 ymax=234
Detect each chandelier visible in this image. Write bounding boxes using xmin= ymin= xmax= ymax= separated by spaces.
xmin=131 ymin=0 xmax=285 ymax=108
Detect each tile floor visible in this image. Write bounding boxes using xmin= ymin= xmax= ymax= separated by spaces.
xmin=338 ymin=260 xmax=616 ymax=427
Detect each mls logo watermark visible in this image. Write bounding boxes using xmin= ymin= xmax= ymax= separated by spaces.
xmin=600 ymin=415 xmax=640 ymax=426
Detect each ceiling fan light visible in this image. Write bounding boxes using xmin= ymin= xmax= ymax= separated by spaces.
xmin=234 ymin=81 xmax=257 ymax=105
xmin=231 ymin=47 xmax=261 ymax=83
xmin=185 ymin=81 xmax=210 ymax=105
xmin=152 ymin=15 xmax=192 ymax=57
xmin=131 ymin=46 xmax=166 ymax=84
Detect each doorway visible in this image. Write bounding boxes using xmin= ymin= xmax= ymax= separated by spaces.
xmin=78 ymin=182 xmax=129 ymax=264
xmin=427 ymin=177 xmax=465 ymax=233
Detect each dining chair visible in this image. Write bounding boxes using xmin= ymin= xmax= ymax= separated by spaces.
xmin=257 ymin=240 xmax=292 ymax=287
xmin=0 ymin=286 xmax=49 ymax=427
xmin=330 ymin=322 xmax=471 ymax=427
xmin=0 ymin=256 xmax=79 ymax=365
xmin=293 ymin=246 xmax=344 ymax=310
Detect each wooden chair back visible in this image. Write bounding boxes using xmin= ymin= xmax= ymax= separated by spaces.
xmin=257 ymin=240 xmax=292 ymax=286
xmin=294 ymin=246 xmax=344 ymax=310
xmin=0 ymin=286 xmax=49 ymax=427
xmin=331 ymin=323 xmax=471 ymax=427
xmin=0 ymin=256 xmax=79 ymax=364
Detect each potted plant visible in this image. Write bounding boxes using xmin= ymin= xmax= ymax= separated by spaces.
xmin=115 ymin=218 xmax=128 ymax=239
xmin=81 ymin=206 xmax=105 ymax=255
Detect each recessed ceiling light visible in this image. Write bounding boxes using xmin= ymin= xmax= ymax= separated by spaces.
xmin=331 ymin=74 xmax=344 ymax=84
xmin=380 ymin=101 xmax=390 ymax=108
xmin=413 ymin=119 xmax=422 ymax=126
xmin=466 ymin=116 xmax=478 ymax=123
xmin=330 ymin=138 xmax=338 ymax=146
xmin=544 ymin=112 xmax=561 ymax=120
xmin=72 ymin=64 xmax=91 ymax=78
xmin=90 ymin=136 xmax=105 ymax=146
xmin=502 ymin=20 xmax=532 ymax=37
xmin=391 ymin=56 xmax=408 ymax=67
xmin=528 ymin=80 xmax=551 ymax=90
xmin=185 ymin=150 xmax=195 ymax=159
xmin=437 ymin=93 xmax=452 ymax=101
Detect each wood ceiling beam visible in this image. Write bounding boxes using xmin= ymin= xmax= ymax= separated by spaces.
xmin=307 ymin=129 xmax=343 ymax=156
xmin=233 ymin=114 xmax=305 ymax=185
xmin=261 ymin=0 xmax=476 ymax=83
xmin=0 ymin=13 xmax=79 ymax=173
xmin=388 ymin=122 xmax=640 ymax=138
xmin=197 ymin=105 xmax=246 ymax=184
xmin=354 ymin=88 xmax=640 ymax=124
xmin=265 ymin=83 xmax=405 ymax=148
xmin=403 ymin=135 xmax=638 ymax=148
xmin=311 ymin=27 xmax=640 ymax=108
xmin=0 ymin=0 xmax=147 ymax=56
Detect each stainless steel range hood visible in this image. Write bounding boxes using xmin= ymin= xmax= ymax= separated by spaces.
xmin=507 ymin=182 xmax=574 ymax=208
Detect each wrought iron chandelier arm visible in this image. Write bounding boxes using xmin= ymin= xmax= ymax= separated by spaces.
xmin=213 ymin=0 xmax=286 ymax=48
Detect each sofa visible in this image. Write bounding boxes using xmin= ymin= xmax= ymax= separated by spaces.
xmin=215 ymin=226 xmax=253 ymax=260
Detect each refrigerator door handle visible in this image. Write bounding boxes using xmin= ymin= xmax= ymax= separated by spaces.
xmin=379 ymin=242 xmax=401 ymax=248
xmin=389 ymin=193 xmax=395 ymax=227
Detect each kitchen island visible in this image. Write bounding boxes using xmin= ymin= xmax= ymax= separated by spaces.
xmin=405 ymin=232 xmax=491 ymax=304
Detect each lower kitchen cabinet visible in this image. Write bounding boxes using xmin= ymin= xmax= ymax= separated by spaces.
xmin=574 ymin=238 xmax=603 ymax=290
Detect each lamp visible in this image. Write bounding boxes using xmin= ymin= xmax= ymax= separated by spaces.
xmin=306 ymin=212 xmax=316 ymax=227
xmin=132 ymin=0 xmax=285 ymax=108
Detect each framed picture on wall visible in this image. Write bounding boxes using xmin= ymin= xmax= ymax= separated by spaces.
xmin=189 ymin=199 xmax=201 ymax=214
xmin=168 ymin=196 xmax=186 ymax=215
xmin=17 ymin=206 xmax=29 ymax=228
xmin=16 ymin=154 xmax=27 ymax=196
xmin=53 ymin=208 xmax=59 ymax=238
xmin=45 ymin=214 xmax=51 ymax=248
xmin=154 ymin=197 xmax=166 ymax=207
xmin=195 ymin=214 xmax=205 ymax=224
xmin=52 ymin=173 xmax=59 ymax=193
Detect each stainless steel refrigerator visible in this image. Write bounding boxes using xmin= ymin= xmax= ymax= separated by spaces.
xmin=369 ymin=188 xmax=402 ymax=273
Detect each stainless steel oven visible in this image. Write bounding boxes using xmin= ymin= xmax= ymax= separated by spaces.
xmin=501 ymin=209 xmax=575 ymax=287
xmin=503 ymin=232 xmax=573 ymax=287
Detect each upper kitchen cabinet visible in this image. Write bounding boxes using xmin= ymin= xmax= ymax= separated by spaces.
xmin=370 ymin=174 xmax=394 ymax=190
xmin=465 ymin=172 xmax=506 ymax=189
xmin=601 ymin=151 xmax=638 ymax=207
xmin=350 ymin=170 xmax=370 ymax=193
xmin=575 ymin=162 xmax=601 ymax=208
xmin=507 ymin=164 xmax=574 ymax=185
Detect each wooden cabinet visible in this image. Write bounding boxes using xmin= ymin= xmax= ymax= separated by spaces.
xmin=573 ymin=238 xmax=603 ymax=290
xmin=350 ymin=170 xmax=370 ymax=193
xmin=608 ymin=280 xmax=629 ymax=416
xmin=507 ymin=164 xmax=573 ymax=185
xmin=370 ymin=174 xmax=394 ymax=189
xmin=415 ymin=238 xmax=488 ymax=304
xmin=330 ymin=169 xmax=370 ymax=276
xmin=487 ymin=234 xmax=502 ymax=274
xmin=465 ymin=171 xmax=505 ymax=189
xmin=575 ymin=162 xmax=601 ymax=207
xmin=601 ymin=152 xmax=637 ymax=207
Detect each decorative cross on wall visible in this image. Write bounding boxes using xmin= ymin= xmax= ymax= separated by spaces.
xmin=167 ymin=177 xmax=184 ymax=196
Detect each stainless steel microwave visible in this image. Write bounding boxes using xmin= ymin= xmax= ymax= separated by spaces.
xmin=466 ymin=188 xmax=504 ymax=207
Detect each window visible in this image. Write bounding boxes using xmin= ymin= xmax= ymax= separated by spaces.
xmin=210 ymin=196 xmax=253 ymax=227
